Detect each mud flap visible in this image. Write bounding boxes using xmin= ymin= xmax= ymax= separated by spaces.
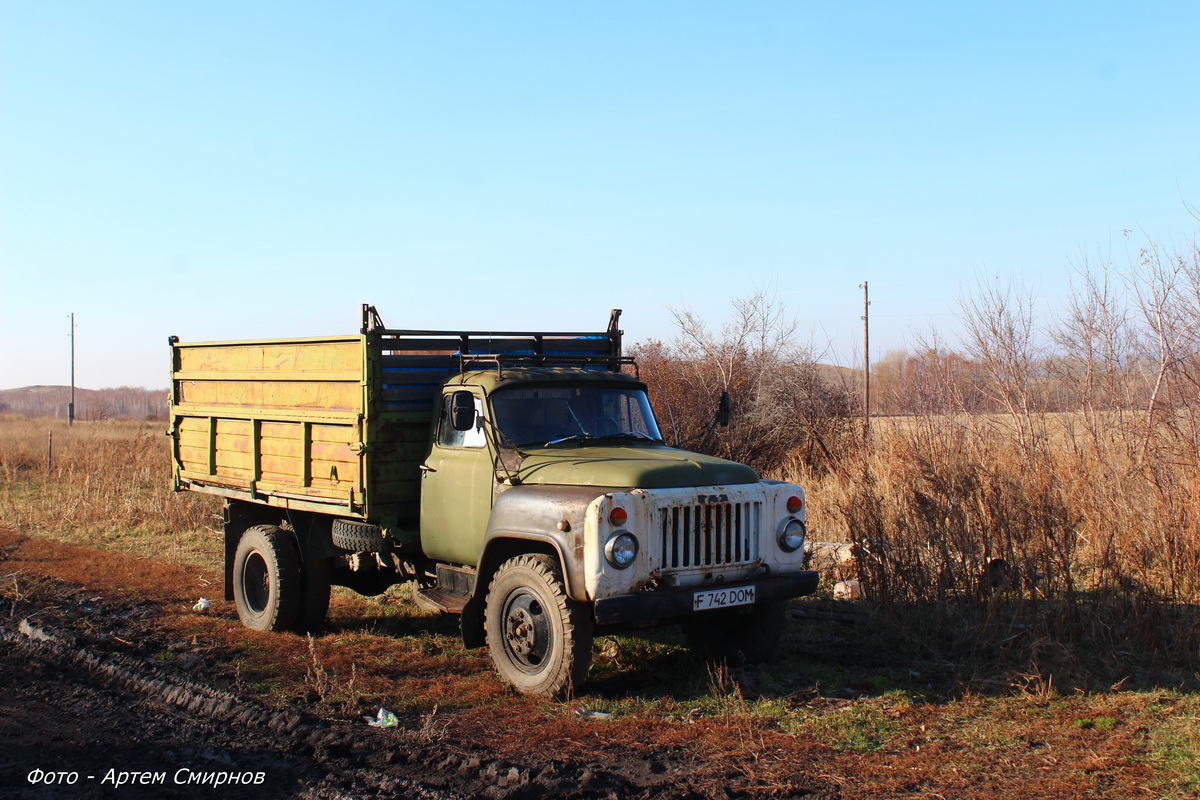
xmin=460 ymin=596 xmax=486 ymax=649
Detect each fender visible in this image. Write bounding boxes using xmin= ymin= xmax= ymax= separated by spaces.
xmin=459 ymin=484 xmax=609 ymax=649
xmin=475 ymin=484 xmax=611 ymax=602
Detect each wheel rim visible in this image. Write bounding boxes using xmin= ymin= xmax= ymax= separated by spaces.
xmin=242 ymin=551 xmax=270 ymax=614
xmin=501 ymin=588 xmax=552 ymax=673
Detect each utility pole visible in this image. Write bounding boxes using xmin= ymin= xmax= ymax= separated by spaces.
xmin=860 ymin=282 xmax=870 ymax=439
xmin=68 ymin=313 xmax=76 ymax=426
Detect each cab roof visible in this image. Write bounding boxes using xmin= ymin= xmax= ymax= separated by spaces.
xmin=447 ymin=367 xmax=646 ymax=393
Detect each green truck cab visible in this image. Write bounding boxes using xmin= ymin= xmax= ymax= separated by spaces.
xmin=169 ymin=305 xmax=817 ymax=697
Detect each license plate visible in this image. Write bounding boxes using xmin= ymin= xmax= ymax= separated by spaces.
xmin=692 ymin=585 xmax=755 ymax=611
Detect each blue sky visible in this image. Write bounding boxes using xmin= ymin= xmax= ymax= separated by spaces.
xmin=2 ymin=1 xmax=1198 ymax=389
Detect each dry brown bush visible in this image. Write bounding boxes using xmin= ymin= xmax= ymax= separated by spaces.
xmin=633 ymin=291 xmax=858 ymax=477
xmin=808 ymin=238 xmax=1200 ymax=685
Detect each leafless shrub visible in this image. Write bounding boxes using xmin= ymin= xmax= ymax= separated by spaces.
xmin=959 ymin=278 xmax=1047 ymax=458
xmin=415 ymin=704 xmax=449 ymax=743
xmin=634 ymin=291 xmax=857 ymax=476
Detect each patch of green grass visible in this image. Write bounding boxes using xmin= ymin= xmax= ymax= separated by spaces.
xmin=249 ymin=678 xmax=302 ymax=700
xmin=973 ymin=728 xmax=1024 ymax=751
xmin=881 ymin=687 xmax=914 ymax=706
xmin=1073 ymin=715 xmax=1118 ymax=731
xmin=1148 ymin=699 xmax=1200 ymax=798
xmin=785 ymin=704 xmax=901 ymax=752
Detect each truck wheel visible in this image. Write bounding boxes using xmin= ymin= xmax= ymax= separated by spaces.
xmin=233 ymin=525 xmax=301 ymax=632
xmin=293 ymin=555 xmax=331 ymax=633
xmin=683 ymin=599 xmax=787 ymax=665
xmin=484 ymin=554 xmax=593 ymax=698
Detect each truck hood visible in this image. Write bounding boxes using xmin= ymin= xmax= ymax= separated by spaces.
xmin=512 ymin=444 xmax=758 ymax=488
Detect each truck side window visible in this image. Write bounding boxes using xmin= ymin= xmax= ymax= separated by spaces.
xmin=437 ymin=394 xmax=486 ymax=449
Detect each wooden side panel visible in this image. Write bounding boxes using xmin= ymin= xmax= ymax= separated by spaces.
xmin=177 ymin=380 xmax=361 ymax=412
xmin=170 ymin=337 xmax=367 ymax=511
xmin=176 ymin=339 xmax=362 ymax=378
xmin=174 ymin=415 xmax=360 ymax=502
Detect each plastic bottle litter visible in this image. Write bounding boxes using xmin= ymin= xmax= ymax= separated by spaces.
xmin=833 ymin=580 xmax=862 ymax=601
xmin=572 ymin=708 xmax=614 ymax=720
xmin=193 ymin=597 xmax=211 ymax=613
xmin=364 ymin=707 xmax=399 ymax=728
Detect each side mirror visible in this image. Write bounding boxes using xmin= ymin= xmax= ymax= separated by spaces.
xmin=450 ymin=391 xmax=476 ymax=431
xmin=716 ymin=391 xmax=732 ymax=427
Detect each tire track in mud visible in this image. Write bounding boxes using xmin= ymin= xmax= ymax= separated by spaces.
xmin=0 ymin=619 xmax=666 ymax=800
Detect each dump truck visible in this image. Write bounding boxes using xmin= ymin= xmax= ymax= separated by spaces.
xmin=168 ymin=305 xmax=817 ymax=697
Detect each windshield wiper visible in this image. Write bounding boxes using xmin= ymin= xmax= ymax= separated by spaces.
xmin=544 ymin=431 xmax=661 ymax=447
xmin=593 ymin=431 xmax=660 ymax=442
xmin=543 ymin=433 xmax=594 ymax=446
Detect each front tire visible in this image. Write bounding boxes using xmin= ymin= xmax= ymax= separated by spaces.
xmin=233 ymin=525 xmax=301 ymax=632
xmin=484 ymin=554 xmax=593 ymax=698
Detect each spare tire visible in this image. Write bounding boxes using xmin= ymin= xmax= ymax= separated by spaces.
xmin=331 ymin=519 xmax=387 ymax=552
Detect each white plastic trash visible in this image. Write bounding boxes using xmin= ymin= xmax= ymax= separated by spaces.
xmin=364 ymin=707 xmax=399 ymax=728
xmin=573 ymin=708 xmax=614 ymax=720
xmin=193 ymin=598 xmax=211 ymax=613
xmin=833 ymin=580 xmax=862 ymax=601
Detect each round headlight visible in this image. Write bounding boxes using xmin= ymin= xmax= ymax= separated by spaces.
xmin=778 ymin=518 xmax=805 ymax=552
xmin=604 ymin=532 xmax=639 ymax=569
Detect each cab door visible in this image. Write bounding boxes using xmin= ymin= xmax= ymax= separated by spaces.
xmin=419 ymin=391 xmax=494 ymax=565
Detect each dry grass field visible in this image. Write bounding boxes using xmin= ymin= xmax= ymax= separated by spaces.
xmin=0 ymin=417 xmax=218 ymax=562
xmin=3 ymin=415 xmax=1200 ymax=797
xmin=797 ymin=404 xmax=1200 ymax=688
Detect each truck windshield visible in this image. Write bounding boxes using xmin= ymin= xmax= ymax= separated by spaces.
xmin=490 ymin=385 xmax=664 ymax=447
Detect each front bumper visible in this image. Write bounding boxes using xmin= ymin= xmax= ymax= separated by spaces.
xmin=592 ymin=570 xmax=819 ymax=627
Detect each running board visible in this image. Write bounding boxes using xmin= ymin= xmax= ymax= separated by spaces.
xmin=414 ymin=587 xmax=469 ymax=615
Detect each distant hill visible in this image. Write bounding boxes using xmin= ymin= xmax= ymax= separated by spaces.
xmin=0 ymin=386 xmax=167 ymax=421
xmin=813 ymin=362 xmax=863 ymax=389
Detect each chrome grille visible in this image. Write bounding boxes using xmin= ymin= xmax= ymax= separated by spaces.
xmin=659 ymin=501 xmax=761 ymax=569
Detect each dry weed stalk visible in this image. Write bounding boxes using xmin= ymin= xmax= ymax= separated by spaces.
xmin=416 ymin=703 xmax=448 ymax=743
xmin=305 ymin=633 xmax=333 ymax=703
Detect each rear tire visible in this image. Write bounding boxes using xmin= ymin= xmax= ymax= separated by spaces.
xmin=233 ymin=525 xmax=301 ymax=632
xmin=484 ymin=554 xmax=593 ymax=698
xmin=683 ymin=599 xmax=787 ymax=665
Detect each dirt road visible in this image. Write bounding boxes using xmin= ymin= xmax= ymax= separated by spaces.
xmin=0 ymin=530 xmax=827 ymax=799
xmin=1 ymin=528 xmax=1176 ymax=799
xmin=0 ymin=595 xmax=714 ymax=800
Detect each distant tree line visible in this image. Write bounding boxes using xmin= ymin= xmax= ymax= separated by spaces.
xmin=0 ymin=386 xmax=167 ymax=421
